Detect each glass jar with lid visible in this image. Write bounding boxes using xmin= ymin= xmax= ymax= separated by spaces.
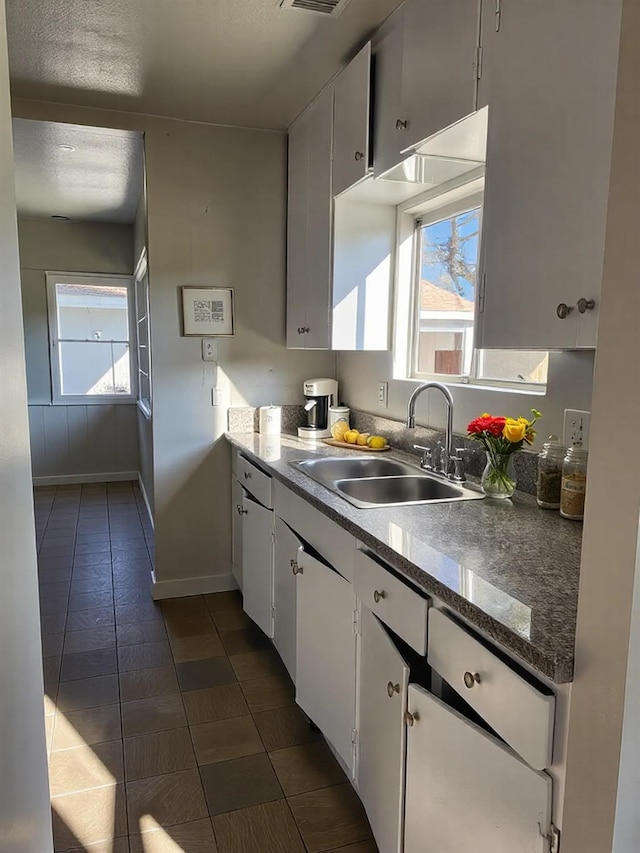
xmin=560 ymin=442 xmax=588 ymax=520
xmin=537 ymin=435 xmax=565 ymax=509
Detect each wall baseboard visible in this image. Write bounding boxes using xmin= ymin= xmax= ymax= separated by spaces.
xmin=150 ymin=570 xmax=237 ymax=601
xmin=137 ymin=473 xmax=154 ymax=530
xmin=32 ymin=471 xmax=138 ymax=487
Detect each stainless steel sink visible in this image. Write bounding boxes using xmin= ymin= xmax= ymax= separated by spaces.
xmin=292 ymin=457 xmax=484 ymax=508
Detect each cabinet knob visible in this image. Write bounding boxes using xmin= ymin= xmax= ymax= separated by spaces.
xmin=354 ymin=151 xmax=365 ymax=161
xmin=577 ymin=298 xmax=596 ymax=314
xmin=243 ymin=471 xmax=252 ymax=479
xmin=297 ymin=326 xmax=310 ymax=334
xmin=387 ymin=681 xmax=400 ymax=698
xmin=395 ymin=119 xmax=408 ymax=131
xmin=237 ymin=505 xmax=248 ymax=516
xmin=463 ymin=671 xmax=481 ymax=689
xmin=291 ymin=560 xmax=303 ymax=575
xmin=404 ymin=710 xmax=419 ymax=726
xmin=373 ymin=589 xmax=386 ymax=604
xmin=556 ymin=303 xmax=573 ymax=320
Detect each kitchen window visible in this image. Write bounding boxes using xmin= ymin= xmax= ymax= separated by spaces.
xmin=407 ymin=190 xmax=548 ymax=390
xmin=134 ymin=251 xmax=152 ymax=418
xmin=46 ymin=272 xmax=137 ymax=405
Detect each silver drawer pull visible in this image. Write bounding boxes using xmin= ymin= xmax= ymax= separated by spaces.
xmin=237 ymin=505 xmax=248 ymax=516
xmin=577 ymin=297 xmax=596 ymax=313
xmin=396 ymin=119 xmax=408 ymax=131
xmin=373 ymin=589 xmax=386 ymax=604
xmin=404 ymin=710 xmax=419 ymax=726
xmin=291 ymin=560 xmax=303 ymax=576
xmin=243 ymin=471 xmax=252 ymax=479
xmin=387 ymin=681 xmax=400 ymax=698
xmin=354 ymin=151 xmax=365 ymax=161
xmin=463 ymin=671 xmax=481 ymax=689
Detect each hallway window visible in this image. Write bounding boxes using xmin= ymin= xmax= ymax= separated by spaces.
xmin=46 ymin=272 xmax=136 ymax=404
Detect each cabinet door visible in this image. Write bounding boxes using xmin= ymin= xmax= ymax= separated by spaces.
xmin=372 ymin=13 xmax=406 ymax=177
xmin=241 ymin=494 xmax=274 ymax=638
xmin=304 ymin=87 xmax=334 ymax=350
xmin=333 ymin=42 xmax=372 ymax=197
xmin=357 ymin=607 xmax=409 ymax=853
xmin=401 ymin=0 xmax=480 ymax=150
xmin=273 ymin=516 xmax=300 ymax=681
xmin=231 ymin=478 xmax=244 ymax=592
xmin=296 ymin=546 xmax=356 ymax=771
xmin=477 ymin=0 xmax=620 ymax=350
xmin=286 ymin=111 xmax=310 ymax=348
xmin=404 ymin=685 xmax=552 ymax=853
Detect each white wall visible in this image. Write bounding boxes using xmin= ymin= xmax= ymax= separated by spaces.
xmin=0 ymin=1 xmax=54 ymax=847
xmin=13 ymin=98 xmax=336 ymax=594
xmin=337 ymin=348 xmax=594 ymax=450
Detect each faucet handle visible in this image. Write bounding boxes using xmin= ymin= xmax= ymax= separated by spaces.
xmin=413 ymin=444 xmax=433 ymax=470
xmin=450 ymin=447 xmax=467 ymax=482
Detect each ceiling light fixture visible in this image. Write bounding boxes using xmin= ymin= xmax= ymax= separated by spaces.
xmin=58 ymin=144 xmax=75 ymax=152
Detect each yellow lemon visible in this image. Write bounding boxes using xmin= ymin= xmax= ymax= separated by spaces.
xmin=367 ymin=435 xmax=387 ymax=449
xmin=344 ymin=430 xmax=359 ymax=444
xmin=356 ymin=433 xmax=370 ymax=446
xmin=331 ymin=420 xmax=350 ymax=441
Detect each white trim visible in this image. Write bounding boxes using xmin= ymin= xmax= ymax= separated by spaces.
xmin=32 ymin=471 xmax=138 ymax=487
xmin=137 ymin=472 xmax=154 ymax=530
xmin=151 ymin=571 xmax=237 ymax=600
xmin=46 ymin=271 xmax=138 ymax=405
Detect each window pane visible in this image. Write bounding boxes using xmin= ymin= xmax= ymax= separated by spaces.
xmin=477 ymin=351 xmax=549 ymax=385
xmin=56 ymin=283 xmax=129 ymax=341
xmin=59 ymin=341 xmax=131 ymax=396
xmin=416 ymin=207 xmax=480 ymax=376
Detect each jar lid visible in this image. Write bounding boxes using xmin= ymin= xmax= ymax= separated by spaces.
xmin=566 ymin=441 xmax=588 ymax=461
xmin=543 ymin=434 xmax=564 ymax=451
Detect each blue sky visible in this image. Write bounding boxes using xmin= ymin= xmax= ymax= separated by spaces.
xmin=421 ymin=208 xmax=480 ymax=300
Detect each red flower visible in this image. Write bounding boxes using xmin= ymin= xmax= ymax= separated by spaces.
xmin=487 ymin=417 xmax=506 ymax=437
xmin=468 ymin=415 xmax=505 ymax=436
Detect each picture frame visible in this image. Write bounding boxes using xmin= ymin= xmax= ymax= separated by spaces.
xmin=181 ymin=286 xmax=235 ymax=336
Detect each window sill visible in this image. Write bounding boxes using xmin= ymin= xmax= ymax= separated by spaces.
xmin=397 ymin=375 xmax=547 ymax=396
xmin=50 ymin=397 xmax=137 ymax=406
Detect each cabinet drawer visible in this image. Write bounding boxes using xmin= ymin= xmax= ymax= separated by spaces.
xmin=274 ymin=480 xmax=355 ymax=582
xmin=354 ymin=549 xmax=428 ymax=655
xmin=237 ymin=454 xmax=272 ymax=509
xmin=428 ymin=609 xmax=555 ymax=770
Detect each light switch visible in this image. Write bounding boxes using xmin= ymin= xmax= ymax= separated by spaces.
xmin=202 ymin=339 xmax=216 ymax=361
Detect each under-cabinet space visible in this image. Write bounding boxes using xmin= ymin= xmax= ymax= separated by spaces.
xmin=428 ymin=609 xmax=555 ymax=770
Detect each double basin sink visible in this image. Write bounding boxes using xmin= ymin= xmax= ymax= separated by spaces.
xmin=292 ymin=456 xmax=485 ymax=509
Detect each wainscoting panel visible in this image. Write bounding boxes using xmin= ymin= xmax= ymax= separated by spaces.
xmin=28 ymin=403 xmax=139 ymax=481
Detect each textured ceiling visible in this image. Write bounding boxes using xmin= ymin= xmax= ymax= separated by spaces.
xmin=12 ymin=119 xmax=144 ymax=223
xmin=6 ymin=0 xmax=402 ymax=130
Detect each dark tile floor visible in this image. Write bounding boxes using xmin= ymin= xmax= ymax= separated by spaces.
xmin=36 ymin=481 xmax=378 ymax=853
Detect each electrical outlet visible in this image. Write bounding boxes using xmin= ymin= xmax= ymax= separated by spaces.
xmin=377 ymin=381 xmax=388 ymax=408
xmin=563 ymin=409 xmax=591 ymax=450
xmin=202 ymin=339 xmax=216 ymax=362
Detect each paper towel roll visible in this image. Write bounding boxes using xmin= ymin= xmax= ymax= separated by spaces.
xmin=259 ymin=406 xmax=282 ymax=435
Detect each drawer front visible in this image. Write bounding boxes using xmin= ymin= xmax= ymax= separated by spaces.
xmin=354 ymin=549 xmax=428 ymax=655
xmin=428 ymin=609 xmax=555 ymax=771
xmin=237 ymin=454 xmax=273 ymax=509
xmin=273 ymin=480 xmax=355 ymax=583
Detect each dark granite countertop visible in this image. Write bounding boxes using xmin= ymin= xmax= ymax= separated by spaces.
xmin=226 ymin=432 xmax=583 ymax=684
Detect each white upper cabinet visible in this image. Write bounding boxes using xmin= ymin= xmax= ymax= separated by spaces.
xmin=373 ymin=0 xmax=481 ymax=177
xmin=333 ymin=42 xmax=372 ymax=198
xmin=286 ymin=86 xmax=333 ymax=350
xmin=477 ymin=0 xmax=621 ymax=350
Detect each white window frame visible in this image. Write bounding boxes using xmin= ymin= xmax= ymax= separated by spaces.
xmin=394 ymin=173 xmax=547 ymax=395
xmin=134 ymin=250 xmax=152 ymax=419
xmin=46 ymin=271 xmax=137 ymax=406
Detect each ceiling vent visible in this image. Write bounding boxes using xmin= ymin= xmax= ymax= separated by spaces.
xmin=278 ymin=0 xmax=352 ymax=17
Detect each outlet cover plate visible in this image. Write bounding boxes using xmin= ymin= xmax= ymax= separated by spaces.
xmin=563 ymin=409 xmax=591 ymax=450
xmin=202 ymin=339 xmax=217 ymax=362
xmin=378 ymin=382 xmax=388 ymax=408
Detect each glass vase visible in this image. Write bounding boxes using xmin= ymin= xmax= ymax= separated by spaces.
xmin=481 ymin=452 xmax=517 ymax=499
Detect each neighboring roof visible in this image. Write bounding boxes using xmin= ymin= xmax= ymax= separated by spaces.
xmin=420 ymin=280 xmax=474 ymax=312
xmin=58 ymin=284 xmax=127 ymax=299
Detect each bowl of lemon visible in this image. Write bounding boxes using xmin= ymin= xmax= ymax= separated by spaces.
xmin=326 ymin=421 xmax=390 ymax=452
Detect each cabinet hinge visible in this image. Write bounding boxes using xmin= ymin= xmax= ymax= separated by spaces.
xmin=351 ymin=728 xmax=358 ymax=773
xmin=475 ymin=45 xmax=483 ymax=80
xmin=271 ymin=605 xmax=276 ymax=621
xmin=352 ymin=609 xmax=360 ymax=636
xmin=541 ymin=824 xmax=560 ymax=853
xmin=478 ymin=272 xmax=486 ymax=314
xmin=495 ymin=0 xmax=502 ymax=32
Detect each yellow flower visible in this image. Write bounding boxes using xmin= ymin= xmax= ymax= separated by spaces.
xmin=503 ymin=418 xmax=527 ymax=443
xmin=481 ymin=412 xmax=492 ymax=418
xmin=517 ymin=417 xmax=530 ymax=426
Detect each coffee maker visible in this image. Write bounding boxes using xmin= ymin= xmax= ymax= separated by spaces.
xmin=298 ymin=378 xmax=338 ymax=440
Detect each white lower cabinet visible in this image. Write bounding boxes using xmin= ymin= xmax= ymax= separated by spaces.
xmin=231 ymin=477 xmax=244 ymax=592
xmin=273 ymin=516 xmax=300 ymax=681
xmin=357 ymin=606 xmax=409 ymax=853
xmin=241 ymin=493 xmax=274 ymax=638
xmin=404 ymin=684 xmax=553 ymax=853
xmin=296 ymin=546 xmax=357 ymax=773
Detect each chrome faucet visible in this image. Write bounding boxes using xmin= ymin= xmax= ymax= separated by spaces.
xmin=405 ymin=382 xmax=465 ymax=482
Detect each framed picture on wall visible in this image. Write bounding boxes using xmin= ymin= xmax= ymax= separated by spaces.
xmin=181 ymin=286 xmax=235 ymax=336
